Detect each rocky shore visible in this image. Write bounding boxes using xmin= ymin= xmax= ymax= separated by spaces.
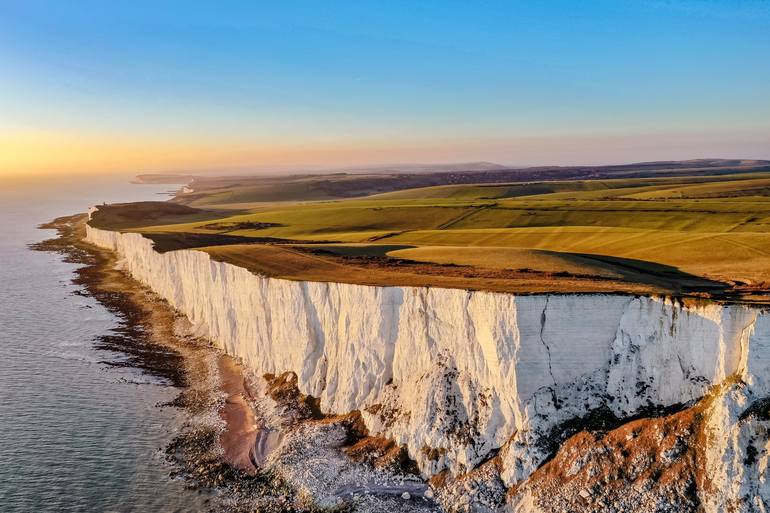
xmin=34 ymin=214 xmax=439 ymax=513
xmin=33 ymin=215 xmax=304 ymax=512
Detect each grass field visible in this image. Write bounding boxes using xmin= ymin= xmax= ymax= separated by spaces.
xmin=90 ymin=163 xmax=770 ymax=301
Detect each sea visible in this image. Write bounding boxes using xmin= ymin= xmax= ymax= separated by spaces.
xmin=0 ymin=175 xmax=209 ymax=512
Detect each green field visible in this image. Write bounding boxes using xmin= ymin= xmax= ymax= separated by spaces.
xmin=90 ymin=163 xmax=770 ymax=301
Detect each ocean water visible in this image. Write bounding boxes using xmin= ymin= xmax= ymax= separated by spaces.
xmin=0 ymin=175 xmax=209 ymax=512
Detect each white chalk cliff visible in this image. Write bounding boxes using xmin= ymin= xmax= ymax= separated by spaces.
xmin=86 ymin=220 xmax=770 ymax=511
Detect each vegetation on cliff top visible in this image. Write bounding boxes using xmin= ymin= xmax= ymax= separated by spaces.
xmin=90 ymin=160 xmax=770 ymax=301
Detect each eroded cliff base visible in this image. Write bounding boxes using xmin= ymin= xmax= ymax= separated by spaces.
xmin=37 ymin=215 xmax=447 ymax=513
xmin=33 ymin=216 xmax=302 ymax=512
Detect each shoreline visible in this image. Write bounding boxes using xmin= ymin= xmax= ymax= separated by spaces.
xmin=33 ymin=214 xmax=298 ymax=511
xmin=38 ymin=213 xmax=437 ymax=513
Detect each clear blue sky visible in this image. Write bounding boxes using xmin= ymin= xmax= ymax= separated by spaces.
xmin=1 ymin=0 xmax=769 ymax=174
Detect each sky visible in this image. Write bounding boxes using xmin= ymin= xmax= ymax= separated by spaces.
xmin=1 ymin=0 xmax=769 ymax=176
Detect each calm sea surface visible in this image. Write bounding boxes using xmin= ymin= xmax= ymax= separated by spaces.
xmin=0 ymin=175 xmax=209 ymax=512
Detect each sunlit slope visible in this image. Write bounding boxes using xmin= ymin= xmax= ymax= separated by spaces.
xmin=94 ymin=170 xmax=770 ymax=297
xmin=173 ymin=160 xmax=770 ymax=208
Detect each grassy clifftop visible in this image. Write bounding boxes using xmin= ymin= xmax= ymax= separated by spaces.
xmin=91 ymin=161 xmax=770 ymax=302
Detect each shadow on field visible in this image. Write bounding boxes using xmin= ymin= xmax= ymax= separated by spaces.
xmin=143 ymin=232 xmax=340 ymax=252
xmin=560 ymin=252 xmax=729 ymax=294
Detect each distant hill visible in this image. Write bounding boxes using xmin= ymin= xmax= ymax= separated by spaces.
xmin=133 ymin=174 xmax=195 ymax=184
xmin=165 ymin=158 xmax=770 ymax=205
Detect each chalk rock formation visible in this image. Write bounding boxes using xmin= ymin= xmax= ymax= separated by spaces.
xmin=86 ymin=220 xmax=770 ymax=511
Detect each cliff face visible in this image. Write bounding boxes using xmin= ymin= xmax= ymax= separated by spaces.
xmin=86 ymin=223 xmax=770 ymax=510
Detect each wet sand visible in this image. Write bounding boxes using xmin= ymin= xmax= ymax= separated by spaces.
xmin=217 ymin=355 xmax=259 ymax=473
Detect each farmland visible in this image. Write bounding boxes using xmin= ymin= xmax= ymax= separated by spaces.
xmin=91 ymin=160 xmax=770 ymax=302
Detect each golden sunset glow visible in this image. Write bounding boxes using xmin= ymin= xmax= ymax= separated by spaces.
xmin=0 ymin=132 xmax=402 ymax=176
xmin=1 ymin=1 xmax=768 ymax=177
xmin=3 ymin=129 xmax=769 ymax=178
